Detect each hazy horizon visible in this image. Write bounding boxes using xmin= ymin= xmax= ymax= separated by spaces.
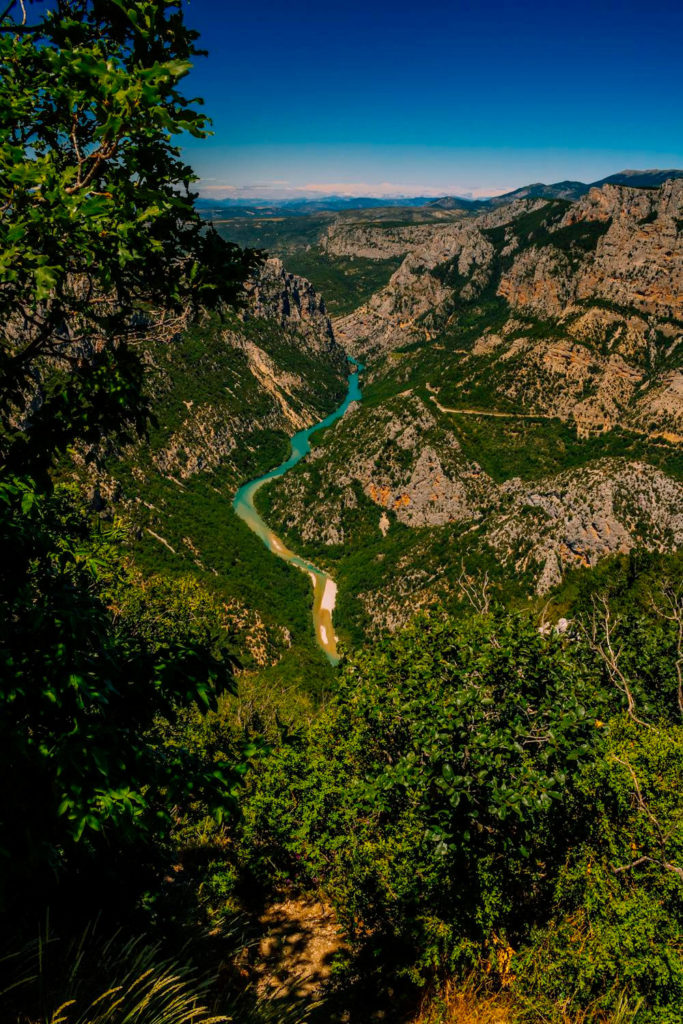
xmin=194 ymin=165 xmax=683 ymax=203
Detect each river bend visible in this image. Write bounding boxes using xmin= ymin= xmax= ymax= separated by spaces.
xmin=233 ymin=360 xmax=362 ymax=664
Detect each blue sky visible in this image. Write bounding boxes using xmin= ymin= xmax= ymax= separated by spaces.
xmin=181 ymin=0 xmax=683 ymax=198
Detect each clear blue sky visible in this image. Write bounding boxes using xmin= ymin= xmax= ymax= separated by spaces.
xmin=181 ymin=0 xmax=683 ymax=198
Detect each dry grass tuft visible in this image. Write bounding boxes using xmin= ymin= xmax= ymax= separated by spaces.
xmin=411 ymin=980 xmax=645 ymax=1024
xmin=412 ymin=978 xmax=512 ymax=1024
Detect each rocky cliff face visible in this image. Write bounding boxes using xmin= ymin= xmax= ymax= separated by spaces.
xmin=251 ymin=182 xmax=683 ymax=636
xmin=143 ymin=258 xmax=348 ymax=485
xmin=324 ymin=182 xmax=683 ymax=440
xmin=499 ymin=180 xmax=683 ymax=322
xmin=494 ymin=459 xmax=683 ymax=591
xmin=329 ymin=200 xmax=546 ymax=359
xmin=243 ymin=257 xmax=339 ymax=356
xmin=264 ymin=392 xmax=683 ymax=631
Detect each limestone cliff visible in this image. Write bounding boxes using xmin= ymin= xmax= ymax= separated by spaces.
xmin=252 ymin=184 xmax=683 ymax=634
xmin=243 ymin=257 xmax=339 ymax=357
xmin=263 ymin=392 xmax=683 ymax=630
xmin=324 ymin=182 xmax=683 ymax=439
xmin=330 ymin=200 xmax=546 ymax=359
xmin=500 ymin=180 xmax=683 ymax=323
xmin=142 ymin=258 xmax=347 ymax=485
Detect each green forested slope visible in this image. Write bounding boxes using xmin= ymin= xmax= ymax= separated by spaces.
xmin=69 ymin=289 xmax=349 ymax=673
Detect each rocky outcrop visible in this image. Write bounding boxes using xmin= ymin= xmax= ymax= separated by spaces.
xmin=244 ymin=257 xmax=343 ymax=361
xmin=349 ymin=457 xmax=683 ymax=635
xmin=498 ymin=246 xmax=576 ymax=316
xmin=322 ymin=222 xmax=441 ymax=260
xmin=634 ymin=370 xmax=683 ymax=438
xmin=499 ymin=181 xmax=683 ymax=323
xmin=326 ymin=181 xmax=683 ymax=439
xmin=334 ymin=257 xmax=454 ymax=357
xmin=264 ymin=394 xmax=496 ymax=545
xmin=149 ymin=260 xmax=348 ymax=483
xmin=572 ymin=182 xmax=683 ymax=322
xmin=459 ymin=331 xmax=645 ymax=436
xmin=493 ymin=460 xmax=683 ymax=591
xmin=332 ymin=200 xmax=548 ymax=359
xmin=263 ymin=387 xmax=683 ymax=633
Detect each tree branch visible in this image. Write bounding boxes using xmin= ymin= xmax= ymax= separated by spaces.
xmin=610 ymin=754 xmax=683 ymax=882
xmin=586 ymin=596 xmax=652 ymax=729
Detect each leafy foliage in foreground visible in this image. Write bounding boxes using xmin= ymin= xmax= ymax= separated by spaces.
xmin=0 ymin=482 xmax=248 ymax=914
xmin=0 ymin=0 xmax=256 ymax=422
xmin=238 ymin=587 xmax=683 ymax=1021
xmin=515 ymin=721 xmax=683 ymax=1023
xmin=0 ymin=0 xmax=257 ymax=916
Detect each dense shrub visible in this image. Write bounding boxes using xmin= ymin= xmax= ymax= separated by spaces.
xmin=0 ymin=483 xmax=243 ymax=915
xmin=238 ymin=602 xmax=683 ymax=1020
xmin=513 ymin=721 xmax=683 ymax=1023
xmin=242 ymin=612 xmax=603 ymax=976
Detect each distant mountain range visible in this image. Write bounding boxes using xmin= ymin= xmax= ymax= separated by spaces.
xmin=195 ymin=195 xmax=437 ymax=216
xmin=473 ymin=168 xmax=683 ymax=208
xmin=197 ymin=170 xmax=683 ymax=218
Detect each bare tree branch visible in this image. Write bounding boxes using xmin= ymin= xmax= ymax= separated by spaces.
xmin=610 ymin=755 xmax=683 ymax=882
xmin=457 ymin=563 xmax=492 ymax=616
xmin=585 ymin=596 xmax=652 ymax=729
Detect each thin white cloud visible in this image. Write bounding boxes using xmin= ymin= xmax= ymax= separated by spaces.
xmin=195 ymin=179 xmax=515 ymax=200
xmin=198 ymin=183 xmax=239 ymax=193
xmin=297 ymin=181 xmax=424 ymax=196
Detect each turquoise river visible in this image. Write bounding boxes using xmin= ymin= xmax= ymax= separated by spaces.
xmin=233 ymin=360 xmax=363 ymax=664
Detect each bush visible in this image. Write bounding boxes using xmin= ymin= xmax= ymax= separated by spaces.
xmin=239 ymin=601 xmax=683 ymax=1020
xmin=241 ymin=609 xmax=604 ymax=982
xmin=0 ymin=483 xmax=243 ymax=915
xmin=513 ymin=721 xmax=683 ymax=1023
